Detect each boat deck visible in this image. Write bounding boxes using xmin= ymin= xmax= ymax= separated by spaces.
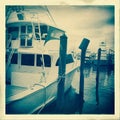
xmin=6 ymin=85 xmax=27 ymax=98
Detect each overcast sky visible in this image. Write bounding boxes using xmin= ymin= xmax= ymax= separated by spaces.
xmin=25 ymin=5 xmax=114 ymax=53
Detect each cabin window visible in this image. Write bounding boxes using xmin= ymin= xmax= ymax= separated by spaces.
xmin=34 ymin=26 xmax=40 ymax=40
xmin=20 ymin=25 xmax=33 ymax=47
xmin=27 ymin=25 xmax=32 ymax=33
xmin=21 ymin=54 xmax=34 ymax=66
xmin=40 ymin=25 xmax=48 ymax=40
xmin=17 ymin=13 xmax=24 ymax=20
xmin=27 ymin=35 xmax=32 ymax=46
xmin=20 ymin=34 xmax=33 ymax=47
xmin=35 ymin=26 xmax=39 ymax=33
xmin=20 ymin=35 xmax=26 ymax=46
xmin=8 ymin=27 xmax=19 ymax=40
xmin=36 ymin=54 xmax=51 ymax=67
xmin=34 ymin=25 xmax=48 ymax=40
xmin=56 ymin=54 xmax=74 ymax=66
xmin=21 ymin=26 xmax=26 ymax=33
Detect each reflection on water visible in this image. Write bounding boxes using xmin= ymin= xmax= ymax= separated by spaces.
xmin=39 ymin=65 xmax=114 ymax=114
xmin=71 ymin=65 xmax=114 ymax=114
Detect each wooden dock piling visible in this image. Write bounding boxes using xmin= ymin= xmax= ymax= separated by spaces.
xmin=57 ymin=34 xmax=67 ymax=112
xmin=78 ymin=38 xmax=90 ymax=114
xmin=96 ymin=48 xmax=101 ymax=105
xmin=79 ymin=38 xmax=90 ymax=100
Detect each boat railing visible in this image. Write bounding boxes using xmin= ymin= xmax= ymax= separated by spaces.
xmin=30 ymin=82 xmax=45 ymax=88
xmin=6 ymin=39 xmax=19 ymax=70
xmin=6 ymin=34 xmax=12 ymax=48
xmin=6 ymin=49 xmax=17 ymax=70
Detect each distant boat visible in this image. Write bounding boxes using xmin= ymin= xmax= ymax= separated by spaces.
xmin=93 ymin=41 xmax=108 ymax=66
xmin=107 ymin=49 xmax=114 ymax=69
xmin=85 ymin=49 xmax=92 ymax=64
xmin=6 ymin=7 xmax=80 ymax=114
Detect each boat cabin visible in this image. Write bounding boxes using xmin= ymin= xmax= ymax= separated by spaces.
xmin=6 ymin=12 xmax=75 ymax=88
xmin=6 ymin=22 xmax=51 ymax=48
xmin=6 ymin=49 xmax=75 ymax=87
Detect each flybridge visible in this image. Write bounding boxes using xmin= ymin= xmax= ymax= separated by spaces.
xmin=6 ymin=22 xmax=65 ymax=48
xmin=6 ymin=6 xmax=65 ymax=71
xmin=6 ymin=6 xmax=65 ymax=48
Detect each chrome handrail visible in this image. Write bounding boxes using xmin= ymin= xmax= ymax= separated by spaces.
xmin=30 ymin=82 xmax=46 ymax=114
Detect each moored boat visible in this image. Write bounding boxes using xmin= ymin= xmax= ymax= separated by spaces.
xmin=85 ymin=49 xmax=92 ymax=65
xmin=6 ymin=6 xmax=80 ymax=114
xmin=93 ymin=41 xmax=109 ymax=66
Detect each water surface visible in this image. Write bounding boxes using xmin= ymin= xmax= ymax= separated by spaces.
xmin=39 ymin=65 xmax=114 ymax=114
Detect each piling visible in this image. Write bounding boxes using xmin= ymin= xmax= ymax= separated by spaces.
xmin=79 ymin=38 xmax=90 ymax=99
xmin=57 ymin=34 xmax=67 ymax=112
xmin=78 ymin=38 xmax=90 ymax=113
xmin=96 ymin=48 xmax=101 ymax=105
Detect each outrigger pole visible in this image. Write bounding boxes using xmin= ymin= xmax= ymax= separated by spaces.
xmin=44 ymin=6 xmax=57 ymax=27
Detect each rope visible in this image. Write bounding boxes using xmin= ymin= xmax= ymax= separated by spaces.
xmin=33 ymin=6 xmax=65 ymax=113
xmin=30 ymin=16 xmax=36 ymax=39
xmin=57 ymin=74 xmax=66 ymax=84
xmin=27 ymin=12 xmax=47 ymax=113
xmin=37 ymin=14 xmax=47 ymax=113
xmin=37 ymin=13 xmax=46 ymax=82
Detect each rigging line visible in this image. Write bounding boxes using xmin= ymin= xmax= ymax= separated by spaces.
xmin=36 ymin=14 xmax=42 ymax=43
xmin=37 ymin=15 xmax=46 ymax=78
xmin=30 ymin=13 xmax=36 ymax=40
xmin=30 ymin=13 xmax=46 ymax=113
xmin=43 ymin=6 xmax=65 ymax=84
xmin=35 ymin=14 xmax=46 ymax=113
xmin=44 ymin=6 xmax=57 ymax=27
xmin=34 ymin=13 xmax=46 ymax=84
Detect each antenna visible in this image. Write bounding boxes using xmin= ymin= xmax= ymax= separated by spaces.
xmin=44 ymin=6 xmax=57 ymax=27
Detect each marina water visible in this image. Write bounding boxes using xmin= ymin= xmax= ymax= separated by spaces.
xmin=39 ymin=65 xmax=114 ymax=114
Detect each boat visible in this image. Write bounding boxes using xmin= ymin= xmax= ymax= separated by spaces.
xmin=93 ymin=41 xmax=109 ymax=66
xmin=6 ymin=6 xmax=80 ymax=114
xmin=84 ymin=49 xmax=92 ymax=65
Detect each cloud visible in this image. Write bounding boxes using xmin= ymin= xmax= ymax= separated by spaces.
xmin=48 ymin=6 xmax=114 ymax=27
xmin=24 ymin=5 xmax=114 ymax=52
xmin=48 ymin=6 xmax=114 ymax=52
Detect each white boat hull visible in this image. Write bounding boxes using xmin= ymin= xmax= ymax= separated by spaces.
xmin=6 ymin=67 xmax=79 ymax=114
